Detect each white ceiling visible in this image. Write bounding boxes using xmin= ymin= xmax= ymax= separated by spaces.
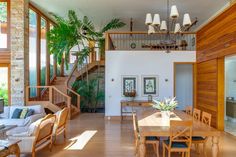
xmin=30 ymin=0 xmax=230 ymax=31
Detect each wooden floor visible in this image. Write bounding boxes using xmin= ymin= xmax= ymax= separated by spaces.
xmin=23 ymin=113 xmax=236 ymax=157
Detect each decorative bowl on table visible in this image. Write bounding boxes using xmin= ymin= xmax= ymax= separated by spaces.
xmin=124 ymin=90 xmax=136 ymax=101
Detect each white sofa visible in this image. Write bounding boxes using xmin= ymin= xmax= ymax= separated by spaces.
xmin=0 ymin=105 xmax=46 ymax=127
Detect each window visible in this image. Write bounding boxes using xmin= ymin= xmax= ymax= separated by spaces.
xmin=0 ymin=65 xmax=9 ymax=105
xmin=0 ymin=0 xmax=9 ymax=50
xmin=29 ymin=9 xmax=38 ymax=96
xmin=40 ymin=18 xmax=47 ymax=86
xmin=29 ymin=4 xmax=55 ymax=89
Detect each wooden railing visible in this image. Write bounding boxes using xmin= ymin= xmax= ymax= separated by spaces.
xmin=26 ymin=86 xmax=72 ymax=119
xmin=105 ymin=32 xmax=196 ymax=51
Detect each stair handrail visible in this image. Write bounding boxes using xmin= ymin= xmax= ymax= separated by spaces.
xmin=66 ymin=59 xmax=79 ymax=88
xmin=26 ymin=85 xmax=72 ymax=118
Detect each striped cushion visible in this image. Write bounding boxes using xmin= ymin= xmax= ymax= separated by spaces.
xmin=20 ymin=108 xmax=28 ymax=119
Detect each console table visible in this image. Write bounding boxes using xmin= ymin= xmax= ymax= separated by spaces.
xmin=120 ymin=100 xmax=153 ymax=120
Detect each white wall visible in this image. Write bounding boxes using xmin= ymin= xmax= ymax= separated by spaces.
xmin=175 ymin=64 xmax=193 ymax=110
xmin=105 ymin=51 xmax=196 ymax=116
xmin=225 ymin=60 xmax=236 ymax=98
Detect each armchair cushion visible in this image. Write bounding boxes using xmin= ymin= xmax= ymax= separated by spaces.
xmin=11 ymin=108 xmax=22 ymax=119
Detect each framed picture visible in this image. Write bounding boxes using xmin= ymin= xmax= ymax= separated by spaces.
xmin=121 ymin=76 xmax=138 ymax=96
xmin=141 ymin=75 xmax=159 ymax=96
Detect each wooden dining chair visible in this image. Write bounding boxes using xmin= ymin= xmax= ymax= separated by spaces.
xmin=163 ymin=120 xmax=193 ymax=157
xmin=192 ymin=111 xmax=212 ymax=157
xmin=185 ymin=106 xmax=193 ymax=115
xmin=132 ymin=113 xmax=160 ymax=157
xmin=193 ymin=108 xmax=201 ymax=121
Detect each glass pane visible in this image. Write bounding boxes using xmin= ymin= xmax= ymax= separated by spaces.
xmin=0 ymin=2 xmax=8 ymax=48
xmin=29 ymin=9 xmax=37 ymax=97
xmin=49 ymin=23 xmax=54 ymax=80
xmin=0 ymin=67 xmax=8 ymax=105
xmin=40 ymin=18 xmax=47 ymax=86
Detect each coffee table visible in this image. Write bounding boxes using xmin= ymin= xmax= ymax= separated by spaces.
xmin=0 ymin=140 xmax=21 ymax=157
xmin=0 ymin=125 xmax=17 ymax=139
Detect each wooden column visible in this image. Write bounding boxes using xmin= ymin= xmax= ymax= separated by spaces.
xmin=217 ymin=57 xmax=225 ymax=131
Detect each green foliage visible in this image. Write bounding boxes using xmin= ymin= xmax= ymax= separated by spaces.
xmin=0 ymin=2 xmax=7 ymax=22
xmin=72 ymin=79 xmax=104 ymax=112
xmin=101 ymin=18 xmax=126 ymax=33
xmin=0 ymin=83 xmax=8 ymax=105
xmin=47 ymin=10 xmax=126 ymax=67
xmin=153 ymin=98 xmax=178 ymax=111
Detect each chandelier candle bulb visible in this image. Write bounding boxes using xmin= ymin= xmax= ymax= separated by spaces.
xmin=152 ymin=14 xmax=161 ymax=26
xmin=160 ymin=21 xmax=167 ymax=31
xmin=145 ymin=13 xmax=153 ymax=25
xmin=174 ymin=23 xmax=181 ymax=33
xmin=148 ymin=25 xmax=155 ymax=34
xmin=170 ymin=5 xmax=179 ymax=18
xmin=183 ymin=13 xmax=192 ymax=26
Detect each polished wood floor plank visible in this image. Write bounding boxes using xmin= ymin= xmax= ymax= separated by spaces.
xmin=20 ymin=113 xmax=236 ymax=157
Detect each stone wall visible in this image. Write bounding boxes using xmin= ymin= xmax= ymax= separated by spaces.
xmin=10 ymin=0 xmax=29 ymax=105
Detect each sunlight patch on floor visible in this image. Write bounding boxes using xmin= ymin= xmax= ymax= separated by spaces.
xmin=64 ymin=130 xmax=97 ymax=150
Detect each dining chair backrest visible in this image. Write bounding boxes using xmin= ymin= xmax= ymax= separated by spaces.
xmin=185 ymin=106 xmax=193 ymax=115
xmin=132 ymin=113 xmax=139 ymax=140
xmin=169 ymin=120 xmax=193 ymax=149
xmin=201 ymin=111 xmax=212 ymax=126
xmin=193 ymin=108 xmax=201 ymax=121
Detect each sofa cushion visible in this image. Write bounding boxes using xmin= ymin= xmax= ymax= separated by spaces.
xmin=25 ymin=109 xmax=34 ymax=118
xmin=12 ymin=109 xmax=22 ymax=119
xmin=9 ymin=105 xmax=45 ymax=119
xmin=20 ymin=108 xmax=28 ymax=119
xmin=0 ymin=119 xmax=25 ymax=126
xmin=6 ymin=127 xmax=29 ymax=136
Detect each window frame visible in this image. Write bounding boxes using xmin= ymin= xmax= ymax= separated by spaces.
xmin=29 ymin=3 xmax=56 ymax=91
xmin=0 ymin=0 xmax=10 ymax=52
xmin=0 ymin=63 xmax=10 ymax=105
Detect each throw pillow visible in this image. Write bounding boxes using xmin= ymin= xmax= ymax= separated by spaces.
xmin=20 ymin=108 xmax=28 ymax=119
xmin=25 ymin=109 xmax=34 ymax=118
xmin=11 ymin=108 xmax=23 ymax=119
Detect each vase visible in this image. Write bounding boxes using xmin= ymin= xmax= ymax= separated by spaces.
xmin=161 ymin=111 xmax=170 ymax=120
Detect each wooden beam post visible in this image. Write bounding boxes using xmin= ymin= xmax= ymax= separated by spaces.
xmin=217 ymin=57 xmax=225 ymax=131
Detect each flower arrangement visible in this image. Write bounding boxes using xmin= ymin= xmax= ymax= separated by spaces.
xmin=152 ymin=97 xmax=178 ymax=111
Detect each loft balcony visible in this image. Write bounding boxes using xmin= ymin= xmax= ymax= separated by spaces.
xmin=105 ymin=32 xmax=196 ymax=51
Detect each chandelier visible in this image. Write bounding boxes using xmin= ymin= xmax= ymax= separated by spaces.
xmin=145 ymin=0 xmax=198 ymax=35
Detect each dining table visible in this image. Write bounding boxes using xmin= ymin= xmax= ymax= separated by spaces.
xmin=136 ymin=109 xmax=221 ymax=157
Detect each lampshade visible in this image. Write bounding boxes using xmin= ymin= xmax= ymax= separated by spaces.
xmin=145 ymin=13 xmax=153 ymax=25
xmin=152 ymin=14 xmax=160 ymax=26
xmin=174 ymin=23 xmax=181 ymax=33
xmin=183 ymin=13 xmax=191 ymax=26
xmin=148 ymin=25 xmax=155 ymax=34
xmin=160 ymin=21 xmax=167 ymax=31
xmin=170 ymin=5 xmax=179 ymax=19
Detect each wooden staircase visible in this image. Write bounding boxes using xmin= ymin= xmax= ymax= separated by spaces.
xmin=26 ymin=58 xmax=105 ymax=118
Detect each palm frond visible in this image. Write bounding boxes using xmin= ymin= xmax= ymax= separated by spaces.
xmin=101 ymin=18 xmax=126 ymax=33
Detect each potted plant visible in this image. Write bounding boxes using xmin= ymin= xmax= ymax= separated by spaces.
xmin=153 ymin=97 xmax=178 ymax=119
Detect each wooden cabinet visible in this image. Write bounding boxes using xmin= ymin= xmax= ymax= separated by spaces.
xmin=120 ymin=100 xmax=153 ymax=120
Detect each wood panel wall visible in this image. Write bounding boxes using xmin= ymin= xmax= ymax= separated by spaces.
xmin=196 ymin=3 xmax=236 ymax=129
